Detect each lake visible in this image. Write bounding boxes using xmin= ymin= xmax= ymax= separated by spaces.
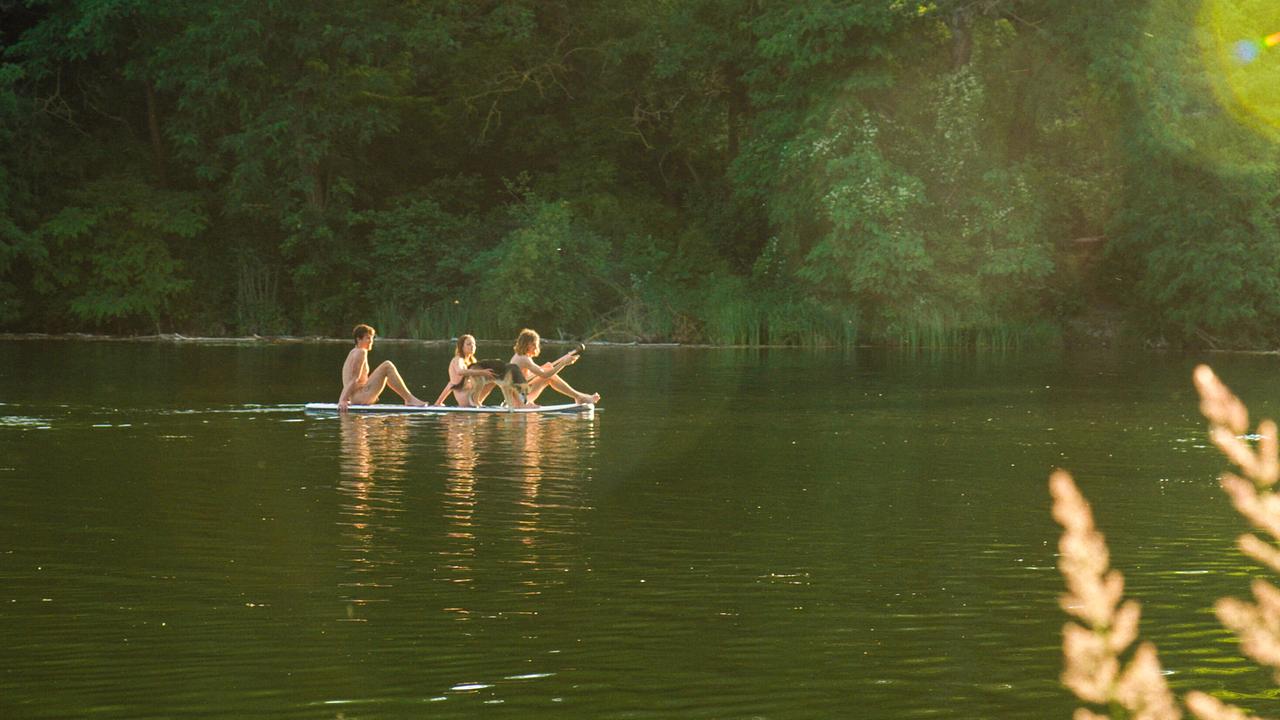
xmin=2 ymin=339 xmax=1278 ymax=718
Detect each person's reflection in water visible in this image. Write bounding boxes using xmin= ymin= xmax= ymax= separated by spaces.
xmin=337 ymin=413 xmax=411 ymax=621
xmin=434 ymin=413 xmax=599 ymax=623
xmin=511 ymin=413 xmax=597 ymax=602
xmin=438 ymin=414 xmax=486 ymax=621
xmin=515 ymin=414 xmax=547 ymax=547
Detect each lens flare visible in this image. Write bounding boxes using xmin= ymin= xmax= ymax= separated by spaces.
xmin=1234 ymin=39 xmax=1261 ymax=63
xmin=1198 ymin=0 xmax=1280 ymax=154
xmin=1233 ymin=31 xmax=1280 ymax=65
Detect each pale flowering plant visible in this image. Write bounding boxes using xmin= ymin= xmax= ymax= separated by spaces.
xmin=1051 ymin=365 xmax=1280 ymax=720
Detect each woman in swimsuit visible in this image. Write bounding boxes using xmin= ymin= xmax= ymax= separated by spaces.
xmin=506 ymin=328 xmax=600 ymax=407
xmin=432 ymin=334 xmax=496 ymax=406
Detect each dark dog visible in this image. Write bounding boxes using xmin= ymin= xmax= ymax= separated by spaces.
xmin=452 ymin=359 xmax=531 ymax=408
xmin=453 ymin=344 xmax=585 ymax=409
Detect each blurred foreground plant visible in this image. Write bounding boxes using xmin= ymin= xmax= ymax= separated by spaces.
xmin=1052 ymin=365 xmax=1280 ymax=719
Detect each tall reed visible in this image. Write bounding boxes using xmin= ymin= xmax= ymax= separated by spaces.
xmin=884 ymin=311 xmax=1059 ymax=350
xmin=369 ymin=301 xmax=509 ymax=342
xmin=407 ymin=301 xmax=481 ymax=340
xmin=1050 ymin=470 xmax=1180 ymax=719
xmin=1052 ymin=365 xmax=1280 ymax=719
xmin=234 ymin=261 xmax=284 ymax=335
xmin=699 ymin=286 xmax=860 ymax=347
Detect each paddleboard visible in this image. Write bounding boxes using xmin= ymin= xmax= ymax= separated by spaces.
xmin=304 ymin=402 xmax=594 ymax=415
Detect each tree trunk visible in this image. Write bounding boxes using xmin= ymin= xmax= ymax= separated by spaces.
xmin=948 ymin=7 xmax=974 ymax=68
xmin=725 ymin=63 xmax=748 ymax=162
xmin=145 ymin=81 xmax=167 ymax=186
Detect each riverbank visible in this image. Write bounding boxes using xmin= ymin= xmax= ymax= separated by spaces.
xmin=10 ymin=324 xmax=1264 ymax=352
xmin=0 ymin=332 xmax=710 ymax=349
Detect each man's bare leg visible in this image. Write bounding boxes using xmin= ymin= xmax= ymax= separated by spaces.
xmin=351 ymin=378 xmax=386 ymax=405
xmin=363 ymin=361 xmax=426 ymax=406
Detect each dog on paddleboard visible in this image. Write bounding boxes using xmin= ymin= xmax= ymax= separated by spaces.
xmin=451 ymin=343 xmax=585 ymax=409
xmin=452 ymin=359 xmax=532 ymax=408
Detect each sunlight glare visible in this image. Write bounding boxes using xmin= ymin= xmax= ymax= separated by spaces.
xmin=1202 ymin=0 xmax=1280 ymax=143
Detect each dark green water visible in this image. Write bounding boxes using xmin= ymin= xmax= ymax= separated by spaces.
xmin=2 ymin=339 xmax=1280 ymax=718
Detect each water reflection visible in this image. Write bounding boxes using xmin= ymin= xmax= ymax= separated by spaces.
xmin=436 ymin=413 xmax=599 ymax=622
xmin=336 ymin=414 xmax=411 ymax=619
xmin=512 ymin=413 xmax=596 ymax=560
xmin=439 ymin=414 xmax=485 ymax=620
xmin=16 ymin=341 xmax=1279 ymax=718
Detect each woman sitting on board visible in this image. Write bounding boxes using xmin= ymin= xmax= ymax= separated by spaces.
xmin=508 ymin=328 xmax=600 ymax=407
xmin=431 ymin=334 xmax=497 ymax=407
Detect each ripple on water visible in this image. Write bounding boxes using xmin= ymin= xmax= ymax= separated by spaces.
xmin=0 ymin=415 xmax=51 ymax=429
xmin=16 ymin=344 xmax=1280 ymax=719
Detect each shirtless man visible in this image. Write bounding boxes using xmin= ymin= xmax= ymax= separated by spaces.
xmin=337 ymin=324 xmax=427 ymax=412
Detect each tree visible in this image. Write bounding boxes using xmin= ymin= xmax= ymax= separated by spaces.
xmin=474 ymin=196 xmax=612 ymax=335
xmin=31 ymin=177 xmax=205 ymax=331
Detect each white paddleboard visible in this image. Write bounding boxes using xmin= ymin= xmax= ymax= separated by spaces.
xmin=304 ymin=402 xmax=594 ymax=415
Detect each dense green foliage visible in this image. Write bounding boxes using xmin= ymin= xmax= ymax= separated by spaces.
xmin=3 ymin=0 xmax=1280 ymax=347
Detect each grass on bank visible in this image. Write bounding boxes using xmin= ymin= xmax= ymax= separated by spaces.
xmin=332 ymin=294 xmax=1064 ymax=350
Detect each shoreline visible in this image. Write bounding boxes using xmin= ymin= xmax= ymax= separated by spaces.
xmin=0 ymin=332 xmax=775 ymax=349
xmin=6 ymin=332 xmax=1269 ymax=353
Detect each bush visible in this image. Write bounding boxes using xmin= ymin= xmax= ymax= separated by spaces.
xmin=31 ymin=177 xmax=205 ymax=332
xmin=472 ymin=197 xmax=612 ymax=337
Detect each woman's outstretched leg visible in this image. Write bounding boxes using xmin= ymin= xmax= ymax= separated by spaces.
xmin=525 ymin=363 xmax=599 ymax=405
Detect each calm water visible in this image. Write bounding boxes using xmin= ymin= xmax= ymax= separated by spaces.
xmin=2 ymin=339 xmax=1279 ymax=718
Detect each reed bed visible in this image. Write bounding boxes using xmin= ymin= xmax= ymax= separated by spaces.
xmin=367 ymin=292 xmax=1058 ymax=349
